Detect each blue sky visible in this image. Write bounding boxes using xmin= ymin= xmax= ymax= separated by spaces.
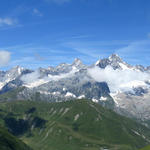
xmin=0 ymin=0 xmax=150 ymax=70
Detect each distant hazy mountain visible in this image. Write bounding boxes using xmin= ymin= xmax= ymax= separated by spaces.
xmin=0 ymin=54 xmax=150 ymax=125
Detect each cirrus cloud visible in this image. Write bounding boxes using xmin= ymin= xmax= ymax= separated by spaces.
xmin=0 ymin=18 xmax=17 ymax=26
xmin=32 ymin=8 xmax=43 ymax=17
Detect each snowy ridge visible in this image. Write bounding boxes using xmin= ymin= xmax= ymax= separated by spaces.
xmin=1 ymin=54 xmax=150 ymax=122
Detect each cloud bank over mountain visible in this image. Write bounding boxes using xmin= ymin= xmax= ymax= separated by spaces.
xmin=88 ymin=66 xmax=150 ymax=93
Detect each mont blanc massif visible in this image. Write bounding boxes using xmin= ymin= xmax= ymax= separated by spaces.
xmin=1 ymin=54 xmax=150 ymax=150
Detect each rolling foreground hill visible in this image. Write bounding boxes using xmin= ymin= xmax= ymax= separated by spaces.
xmin=140 ymin=145 xmax=150 ymax=150
xmin=0 ymin=125 xmax=32 ymax=150
xmin=0 ymin=99 xmax=150 ymax=150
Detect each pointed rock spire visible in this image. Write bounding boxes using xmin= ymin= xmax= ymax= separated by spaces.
xmin=108 ymin=54 xmax=122 ymax=62
xmin=72 ymin=58 xmax=83 ymax=66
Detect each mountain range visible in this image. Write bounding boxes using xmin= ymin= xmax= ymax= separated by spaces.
xmin=0 ymin=54 xmax=150 ymax=126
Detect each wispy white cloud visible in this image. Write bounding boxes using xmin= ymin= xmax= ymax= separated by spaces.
xmin=34 ymin=53 xmax=45 ymax=61
xmin=32 ymin=8 xmax=43 ymax=17
xmin=21 ymin=64 xmax=79 ymax=87
xmin=63 ymin=40 xmax=128 ymax=59
xmin=116 ymin=40 xmax=150 ymax=54
xmin=63 ymin=38 xmax=150 ymax=66
xmin=116 ymin=40 xmax=150 ymax=65
xmin=2 ymin=37 xmax=150 ymax=69
xmin=0 ymin=18 xmax=17 ymax=26
xmin=0 ymin=51 xmax=11 ymax=66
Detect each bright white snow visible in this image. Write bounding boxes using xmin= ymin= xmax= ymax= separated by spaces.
xmin=92 ymin=98 xmax=99 ymax=103
xmin=100 ymin=96 xmax=107 ymax=101
xmin=78 ymin=95 xmax=85 ymax=99
xmin=21 ymin=67 xmax=79 ymax=88
xmin=74 ymin=114 xmax=80 ymax=121
xmin=65 ymin=92 xmax=76 ymax=98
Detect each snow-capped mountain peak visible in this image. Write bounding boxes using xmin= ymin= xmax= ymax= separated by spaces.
xmin=72 ymin=58 xmax=86 ymax=70
xmin=108 ymin=54 xmax=122 ymax=62
xmin=9 ymin=66 xmax=24 ymax=75
xmin=72 ymin=58 xmax=82 ymax=66
xmin=95 ymin=54 xmax=130 ymax=70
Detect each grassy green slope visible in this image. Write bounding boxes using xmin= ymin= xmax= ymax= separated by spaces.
xmin=0 ymin=125 xmax=32 ymax=150
xmin=0 ymin=99 xmax=150 ymax=150
xmin=140 ymin=145 xmax=150 ymax=150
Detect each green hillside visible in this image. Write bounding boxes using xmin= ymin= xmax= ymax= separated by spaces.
xmin=0 ymin=99 xmax=150 ymax=150
xmin=0 ymin=125 xmax=32 ymax=150
xmin=140 ymin=145 xmax=150 ymax=150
